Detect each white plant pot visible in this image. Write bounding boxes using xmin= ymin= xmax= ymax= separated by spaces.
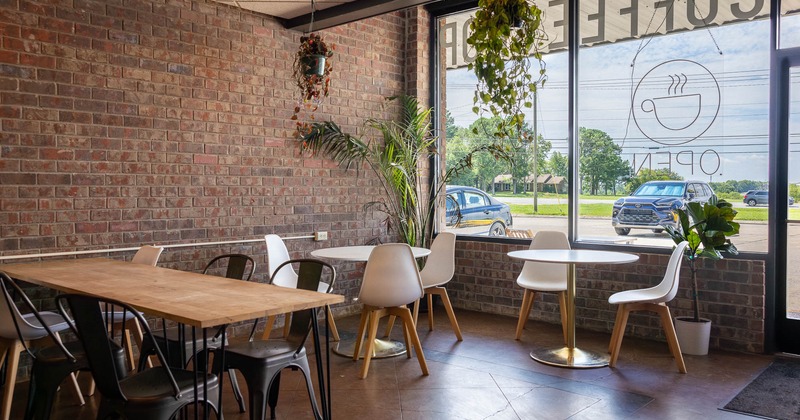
xmin=674 ymin=316 xmax=711 ymax=355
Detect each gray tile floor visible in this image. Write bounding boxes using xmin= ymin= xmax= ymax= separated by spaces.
xmin=10 ymin=308 xmax=774 ymax=419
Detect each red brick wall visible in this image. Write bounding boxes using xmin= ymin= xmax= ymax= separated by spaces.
xmin=0 ymin=0 xmax=428 ymax=378
xmin=449 ymin=240 xmax=766 ymax=353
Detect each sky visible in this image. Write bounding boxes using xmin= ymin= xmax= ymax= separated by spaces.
xmin=445 ymin=15 xmax=800 ymax=183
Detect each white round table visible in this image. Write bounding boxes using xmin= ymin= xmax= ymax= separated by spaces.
xmin=507 ymin=249 xmax=639 ymax=369
xmin=311 ymin=245 xmax=431 ymax=261
xmin=311 ymin=244 xmax=431 ymax=359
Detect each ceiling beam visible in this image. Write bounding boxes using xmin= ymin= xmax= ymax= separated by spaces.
xmin=283 ymin=0 xmax=441 ymax=31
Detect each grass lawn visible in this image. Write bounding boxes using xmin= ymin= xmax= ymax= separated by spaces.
xmin=509 ymin=203 xmax=800 ymax=221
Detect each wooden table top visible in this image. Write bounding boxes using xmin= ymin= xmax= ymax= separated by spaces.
xmin=1 ymin=258 xmax=343 ymax=329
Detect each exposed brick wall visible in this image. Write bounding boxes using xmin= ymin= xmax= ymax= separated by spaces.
xmin=0 ymin=0 xmax=429 ymax=379
xmin=449 ymin=239 xmax=766 ymax=353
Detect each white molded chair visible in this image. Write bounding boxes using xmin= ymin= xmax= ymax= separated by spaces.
xmin=353 ymin=244 xmax=429 ymax=379
xmin=607 ymin=241 xmax=689 ymax=373
xmin=386 ymin=233 xmax=462 ymax=341
xmin=114 ymin=245 xmax=163 ymax=371
xmin=0 ymin=272 xmax=84 ymax=420
xmin=515 ymin=231 xmax=570 ymax=342
xmin=262 ymin=234 xmax=340 ymax=341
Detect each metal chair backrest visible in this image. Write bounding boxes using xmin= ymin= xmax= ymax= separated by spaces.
xmin=279 ymin=259 xmax=335 ymax=350
xmin=657 ymin=241 xmax=690 ymax=303
xmin=419 ymin=232 xmax=455 ymax=287
xmin=519 ymin=231 xmax=570 ymax=284
xmin=203 ymin=253 xmax=256 ymax=281
xmin=56 ymin=293 xmax=181 ymax=402
xmin=0 ymin=272 xmax=75 ymax=361
xmin=359 ymin=244 xmax=423 ymax=308
xmin=131 ymin=245 xmax=163 ymax=266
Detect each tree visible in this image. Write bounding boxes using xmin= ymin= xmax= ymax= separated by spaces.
xmin=546 ymin=151 xmax=568 ymax=177
xmin=444 ymin=110 xmax=458 ymax=140
xmin=625 ymin=168 xmax=683 ymax=195
xmin=578 ymin=127 xmax=629 ymax=195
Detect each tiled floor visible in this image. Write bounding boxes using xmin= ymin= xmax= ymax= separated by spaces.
xmin=9 ymin=308 xmax=775 ymax=419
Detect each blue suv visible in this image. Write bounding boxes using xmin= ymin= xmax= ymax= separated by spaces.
xmin=611 ymin=180 xmax=716 ymax=235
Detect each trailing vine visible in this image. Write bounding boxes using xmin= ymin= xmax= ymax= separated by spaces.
xmin=466 ymin=0 xmax=548 ymax=141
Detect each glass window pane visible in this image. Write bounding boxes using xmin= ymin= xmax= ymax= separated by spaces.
xmin=781 ymin=0 xmax=800 ymax=49
xmin=577 ymin=1 xmax=770 ymax=252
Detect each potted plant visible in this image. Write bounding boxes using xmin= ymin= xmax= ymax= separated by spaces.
xmin=664 ymin=197 xmax=739 ymax=355
xmin=291 ymin=32 xmax=334 ymax=134
xmin=297 ymin=95 xmax=511 ymax=249
xmin=466 ymin=0 xmax=548 ymax=141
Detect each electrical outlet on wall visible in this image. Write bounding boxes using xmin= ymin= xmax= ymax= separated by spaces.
xmin=314 ymin=231 xmax=328 ymax=241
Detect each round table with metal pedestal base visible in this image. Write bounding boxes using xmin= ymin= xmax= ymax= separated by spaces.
xmin=508 ymin=249 xmax=639 ymax=369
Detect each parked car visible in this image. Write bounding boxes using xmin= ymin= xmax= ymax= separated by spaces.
xmin=446 ymin=185 xmax=512 ymax=236
xmin=743 ymin=190 xmax=795 ymax=206
xmin=611 ymin=180 xmax=716 ymax=235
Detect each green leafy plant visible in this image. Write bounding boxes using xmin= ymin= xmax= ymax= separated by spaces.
xmin=292 ymin=33 xmax=334 ymax=135
xmin=466 ymin=0 xmax=548 ymax=141
xmin=664 ymin=198 xmax=739 ymax=322
xmin=298 ymin=95 xmax=511 ymax=248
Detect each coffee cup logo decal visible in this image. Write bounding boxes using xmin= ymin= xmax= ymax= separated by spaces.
xmin=633 ymin=60 xmax=720 ymax=146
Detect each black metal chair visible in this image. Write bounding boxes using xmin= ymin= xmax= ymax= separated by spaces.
xmin=0 ymin=272 xmax=127 ymax=420
xmin=137 ymin=253 xmax=255 ymax=412
xmin=56 ymin=293 xmax=220 ymax=419
xmin=213 ymin=258 xmax=334 ymax=420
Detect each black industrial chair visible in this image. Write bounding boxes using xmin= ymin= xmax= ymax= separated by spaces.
xmin=137 ymin=253 xmax=255 ymax=412
xmin=214 ymin=258 xmax=333 ymax=420
xmin=56 ymin=293 xmax=220 ymax=420
xmin=0 ymin=272 xmax=127 ymax=420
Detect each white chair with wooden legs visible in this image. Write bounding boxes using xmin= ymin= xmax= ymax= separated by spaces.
xmin=385 ymin=232 xmax=462 ymax=341
xmin=514 ymin=231 xmax=570 ymax=342
xmin=113 ymin=245 xmax=163 ymax=371
xmin=352 ymin=244 xmax=429 ymax=379
xmin=607 ymin=241 xmax=689 ymax=373
xmin=262 ymin=234 xmax=340 ymax=341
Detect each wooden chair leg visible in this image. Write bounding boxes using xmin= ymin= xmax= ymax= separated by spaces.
xmin=608 ymin=304 xmax=625 ymax=353
xmin=433 ymin=287 xmax=463 ymax=341
xmin=515 ymin=289 xmax=535 ymax=340
xmin=359 ymin=309 xmax=382 ymax=379
xmin=557 ymin=291 xmax=568 ymax=345
xmin=608 ymin=305 xmax=630 ymax=368
xmin=126 ymin=318 xmax=151 ymax=369
xmin=352 ymin=310 xmax=370 ymax=362
xmin=53 ymin=332 xmax=85 ymax=405
xmin=1 ymin=340 xmax=23 ymax=420
xmin=400 ymin=310 xmax=413 ymax=358
xmin=427 ymin=292 xmax=434 ymax=331
xmin=261 ymin=315 xmax=278 ymax=340
xmin=656 ymin=304 xmax=687 ymax=373
xmin=412 ymin=298 xmax=421 ymax=327
xmin=383 ymin=315 xmax=397 ymax=338
xmin=282 ymin=313 xmax=292 ymax=338
xmin=122 ymin=330 xmax=136 ymax=372
xmin=395 ymin=307 xmax=429 ymax=376
xmin=326 ymin=305 xmax=340 ymax=342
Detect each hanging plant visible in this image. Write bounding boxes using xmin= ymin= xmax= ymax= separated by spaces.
xmin=466 ymin=0 xmax=548 ymax=141
xmin=291 ymin=32 xmax=334 ymax=137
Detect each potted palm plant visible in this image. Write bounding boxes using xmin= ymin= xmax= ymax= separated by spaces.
xmin=664 ymin=197 xmax=739 ymax=355
xmin=297 ymin=95 xmax=511 ymax=249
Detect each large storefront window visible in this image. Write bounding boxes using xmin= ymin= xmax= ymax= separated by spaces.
xmin=437 ymin=1 xmax=785 ymax=253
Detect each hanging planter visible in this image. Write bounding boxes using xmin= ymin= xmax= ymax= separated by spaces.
xmin=466 ymin=0 xmax=548 ymax=141
xmin=291 ymin=32 xmax=334 ymax=136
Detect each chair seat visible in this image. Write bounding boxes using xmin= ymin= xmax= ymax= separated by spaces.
xmin=107 ymin=310 xmax=143 ymax=324
xmin=608 ymin=286 xmax=667 ymax=305
xmin=223 ymin=339 xmax=301 ymax=364
xmin=119 ymin=368 xmax=219 ymax=402
xmin=19 ymin=311 xmax=69 ymax=340
xmin=516 ymin=277 xmax=566 ymax=292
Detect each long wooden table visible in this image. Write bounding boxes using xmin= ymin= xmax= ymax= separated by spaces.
xmin=1 ymin=257 xmax=343 ymax=419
